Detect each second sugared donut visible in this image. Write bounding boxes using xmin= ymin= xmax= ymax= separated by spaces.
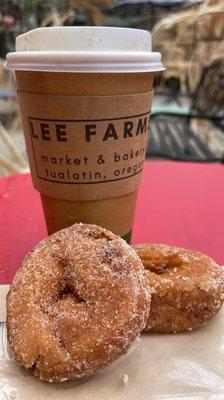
xmin=7 ymin=224 xmax=150 ymax=382
xmin=134 ymin=244 xmax=224 ymax=333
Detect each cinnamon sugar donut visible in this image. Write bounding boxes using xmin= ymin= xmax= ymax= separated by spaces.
xmin=7 ymin=224 xmax=150 ymax=382
xmin=134 ymin=244 xmax=224 ymax=333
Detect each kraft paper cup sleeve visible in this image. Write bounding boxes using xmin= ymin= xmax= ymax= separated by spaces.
xmin=1 ymin=285 xmax=224 ymax=399
xmin=18 ymin=91 xmax=153 ymax=202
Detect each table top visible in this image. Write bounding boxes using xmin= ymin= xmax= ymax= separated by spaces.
xmin=0 ymin=161 xmax=223 ymax=284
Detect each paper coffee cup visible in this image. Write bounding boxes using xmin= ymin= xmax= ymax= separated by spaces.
xmin=7 ymin=27 xmax=164 ymax=241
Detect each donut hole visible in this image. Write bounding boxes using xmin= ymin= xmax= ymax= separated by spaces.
xmin=140 ymin=257 xmax=168 ymax=275
xmin=149 ymin=254 xmax=182 ymax=275
xmin=167 ymin=254 xmax=184 ymax=271
xmin=58 ymin=283 xmax=73 ymax=298
xmin=139 ymin=251 xmax=169 ymax=275
xmin=148 ymin=265 xmax=168 ymax=275
xmin=58 ymin=283 xmax=84 ymax=303
xmin=144 ymin=254 xmax=182 ymax=275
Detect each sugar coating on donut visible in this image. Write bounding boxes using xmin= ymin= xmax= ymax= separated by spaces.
xmin=7 ymin=224 xmax=150 ymax=382
xmin=134 ymin=244 xmax=224 ymax=333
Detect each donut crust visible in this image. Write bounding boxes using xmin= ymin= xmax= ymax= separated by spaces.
xmin=134 ymin=244 xmax=224 ymax=333
xmin=7 ymin=224 xmax=150 ymax=382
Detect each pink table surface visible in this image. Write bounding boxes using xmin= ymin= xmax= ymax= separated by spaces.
xmin=0 ymin=161 xmax=223 ymax=284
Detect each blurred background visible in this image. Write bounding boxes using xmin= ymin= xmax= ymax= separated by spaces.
xmin=0 ymin=0 xmax=223 ymax=177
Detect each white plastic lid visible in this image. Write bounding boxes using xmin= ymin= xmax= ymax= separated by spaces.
xmin=6 ymin=26 xmax=164 ymax=73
